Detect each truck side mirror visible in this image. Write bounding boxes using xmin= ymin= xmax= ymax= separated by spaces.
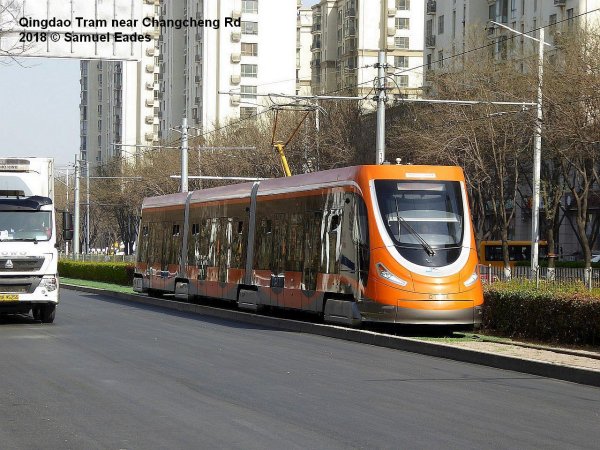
xmin=62 ymin=211 xmax=73 ymax=241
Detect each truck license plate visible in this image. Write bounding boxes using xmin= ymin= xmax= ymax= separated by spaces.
xmin=0 ymin=294 xmax=19 ymax=301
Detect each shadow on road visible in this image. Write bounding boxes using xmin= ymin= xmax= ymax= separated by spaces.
xmin=0 ymin=314 xmax=39 ymax=325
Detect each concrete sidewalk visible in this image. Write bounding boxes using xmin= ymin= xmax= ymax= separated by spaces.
xmin=61 ymin=284 xmax=600 ymax=387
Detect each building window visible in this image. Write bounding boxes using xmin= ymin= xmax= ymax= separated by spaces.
xmin=395 ymin=75 xmax=409 ymax=87
xmin=394 ymin=56 xmax=409 ymax=68
xmin=241 ymin=64 xmax=258 ymax=78
xmin=240 ymin=85 xmax=257 ymax=99
xmin=98 ymin=89 xmax=102 ymax=101
xmin=241 ymin=21 xmax=258 ymax=35
xmin=396 ymin=0 xmax=410 ymax=10
xmin=438 ymin=15 xmax=444 ymax=34
xmin=567 ymin=8 xmax=574 ymax=29
xmin=240 ymin=107 xmax=257 ymax=119
xmin=437 ymin=50 xmax=443 ymax=68
xmin=97 ymin=105 xmax=102 ymax=114
xmin=242 ymin=0 xmax=258 ymax=13
xmin=395 ymin=37 xmax=409 ymax=49
xmin=549 ymin=14 xmax=557 ymax=34
xmin=241 ymin=42 xmax=258 ymax=56
xmin=426 ymin=54 xmax=432 ymax=70
xmin=98 ymin=120 xmax=102 ymax=131
xmin=395 ymin=18 xmax=409 ymax=30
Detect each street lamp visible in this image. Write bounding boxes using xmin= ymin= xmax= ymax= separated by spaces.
xmin=490 ymin=21 xmax=552 ymax=277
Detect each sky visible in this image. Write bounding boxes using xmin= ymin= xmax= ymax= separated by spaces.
xmin=0 ymin=0 xmax=319 ymax=170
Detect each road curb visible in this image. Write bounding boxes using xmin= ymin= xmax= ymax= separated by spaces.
xmin=63 ymin=284 xmax=600 ymax=388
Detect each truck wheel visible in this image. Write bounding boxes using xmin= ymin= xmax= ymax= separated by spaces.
xmin=40 ymin=304 xmax=56 ymax=324
xmin=32 ymin=307 xmax=41 ymax=321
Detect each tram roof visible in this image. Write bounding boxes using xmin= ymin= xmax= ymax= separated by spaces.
xmin=141 ymin=165 xmax=465 ymax=209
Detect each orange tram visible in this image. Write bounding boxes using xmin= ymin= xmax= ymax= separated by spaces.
xmin=134 ymin=165 xmax=483 ymax=327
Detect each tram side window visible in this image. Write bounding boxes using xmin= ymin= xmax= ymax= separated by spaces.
xmin=138 ymin=225 xmax=149 ymax=262
xmin=187 ymin=223 xmax=200 ymax=268
xmin=272 ymin=215 xmax=286 ymax=274
xmin=150 ymin=224 xmax=163 ymax=266
xmin=207 ymin=218 xmax=219 ymax=267
xmin=255 ymin=218 xmax=272 ymax=271
xmin=303 ymin=211 xmax=322 ymax=290
xmin=356 ymin=196 xmax=369 ymax=246
xmin=230 ymin=219 xmax=245 ymax=269
xmin=285 ymin=214 xmax=304 ymax=272
xmin=321 ymin=210 xmax=341 ymax=274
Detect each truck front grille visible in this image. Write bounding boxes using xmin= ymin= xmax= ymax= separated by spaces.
xmin=0 ymin=276 xmax=42 ymax=294
xmin=0 ymin=257 xmax=45 ymax=272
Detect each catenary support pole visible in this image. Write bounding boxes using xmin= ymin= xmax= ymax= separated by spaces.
xmin=375 ymin=50 xmax=386 ymax=165
xmin=86 ymin=160 xmax=90 ymax=255
xmin=73 ymin=157 xmax=80 ymax=258
xmin=181 ymin=117 xmax=189 ymax=193
xmin=531 ymin=28 xmax=544 ymax=276
xmin=65 ymin=167 xmax=69 ymax=256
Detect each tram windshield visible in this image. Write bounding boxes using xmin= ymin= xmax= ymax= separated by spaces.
xmin=375 ymin=180 xmax=464 ymax=251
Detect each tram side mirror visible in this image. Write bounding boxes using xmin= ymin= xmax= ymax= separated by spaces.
xmin=62 ymin=211 xmax=74 ymax=241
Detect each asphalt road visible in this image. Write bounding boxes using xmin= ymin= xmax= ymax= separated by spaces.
xmin=0 ymin=289 xmax=599 ymax=449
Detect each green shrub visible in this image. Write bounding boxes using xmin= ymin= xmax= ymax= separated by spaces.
xmin=58 ymin=260 xmax=135 ymax=286
xmin=483 ymin=281 xmax=600 ymax=345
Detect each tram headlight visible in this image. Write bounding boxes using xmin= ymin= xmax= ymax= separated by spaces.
xmin=376 ymin=263 xmax=408 ymax=287
xmin=463 ymin=271 xmax=479 ymax=287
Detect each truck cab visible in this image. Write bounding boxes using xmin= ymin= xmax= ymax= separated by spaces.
xmin=0 ymin=158 xmax=72 ymax=323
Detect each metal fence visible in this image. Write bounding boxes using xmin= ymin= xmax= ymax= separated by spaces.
xmin=59 ymin=253 xmax=136 ymax=263
xmin=478 ymin=264 xmax=600 ymax=290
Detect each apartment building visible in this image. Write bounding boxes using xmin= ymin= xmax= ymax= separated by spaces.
xmin=310 ymin=0 xmax=424 ymax=100
xmin=424 ymin=0 xmax=600 ymax=74
xmin=158 ymin=0 xmax=297 ymax=142
xmin=297 ymin=2 xmax=313 ymax=95
xmin=423 ymin=0 xmax=600 ymax=257
xmin=80 ymin=2 xmax=160 ymax=171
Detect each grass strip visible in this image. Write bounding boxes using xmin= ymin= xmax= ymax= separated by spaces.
xmin=60 ymin=277 xmax=135 ymax=294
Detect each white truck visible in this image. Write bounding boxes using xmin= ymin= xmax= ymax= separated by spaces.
xmin=0 ymin=158 xmax=73 ymax=323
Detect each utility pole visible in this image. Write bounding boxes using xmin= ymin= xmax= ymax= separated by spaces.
xmin=375 ymin=50 xmax=387 ymax=165
xmin=375 ymin=0 xmax=388 ymax=165
xmin=491 ymin=21 xmax=549 ymax=277
xmin=181 ymin=117 xmax=189 ymax=193
xmin=65 ymin=167 xmax=69 ymax=256
xmin=73 ymin=157 xmax=80 ymax=258
xmin=86 ymin=160 xmax=90 ymax=255
xmin=531 ymin=27 xmax=545 ymax=277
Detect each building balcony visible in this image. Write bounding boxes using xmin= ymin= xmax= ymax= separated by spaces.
xmin=426 ymin=35 xmax=436 ymax=48
xmin=426 ymin=1 xmax=436 ymax=15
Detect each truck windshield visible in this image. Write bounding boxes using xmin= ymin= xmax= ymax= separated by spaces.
xmin=0 ymin=211 xmax=52 ymax=241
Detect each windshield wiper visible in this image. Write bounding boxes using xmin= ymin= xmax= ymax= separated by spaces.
xmin=394 ymin=198 xmax=436 ymax=256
